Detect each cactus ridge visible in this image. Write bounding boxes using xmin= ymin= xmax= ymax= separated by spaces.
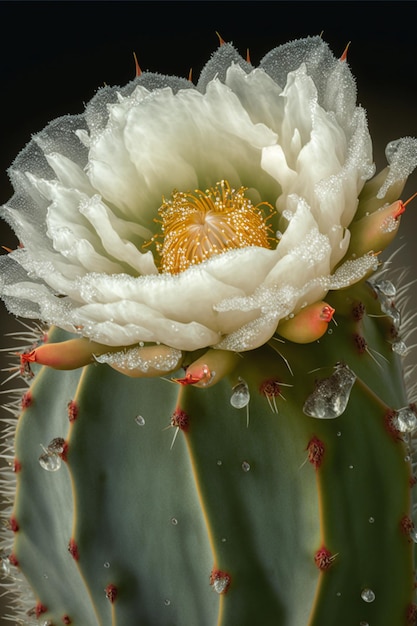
xmin=1 ymin=271 xmax=417 ymax=625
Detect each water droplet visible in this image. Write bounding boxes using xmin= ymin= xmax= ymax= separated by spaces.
xmin=43 ymin=572 xmax=49 ymax=579
xmin=171 ymin=517 xmax=178 ymax=525
xmin=405 ymin=455 xmax=411 ymax=462
xmin=361 ymin=588 xmax=375 ymax=603
xmin=327 ymin=328 xmax=333 ymax=335
xmin=104 ymin=562 xmax=110 ymax=568
xmin=213 ymin=576 xmax=230 ymax=594
xmin=348 ymin=464 xmax=354 ymax=469
xmin=230 ymin=378 xmax=250 ymax=409
xmin=217 ymin=460 xmax=222 ymax=466
xmin=392 ymin=340 xmax=408 ymax=355
xmin=46 ymin=437 xmax=65 ymax=454
xmin=337 ymin=431 xmax=342 ymax=437
xmin=374 ymin=279 xmax=396 ymax=297
xmin=39 ymin=452 xmax=61 ymax=472
xmin=380 ymin=300 xmax=401 ymax=329
xmin=241 ymin=461 xmax=251 ymax=472
xmin=135 ymin=415 xmax=145 ymax=426
xmin=381 ymin=215 xmax=397 ymax=234
xmin=336 ymin=591 xmax=342 ymax=597
xmin=368 ymin=517 xmax=375 ymax=524
xmin=303 ymin=363 xmax=356 ymax=419
xmin=359 ymin=622 xmax=369 ymax=626
xmin=164 ymin=599 xmax=171 ymax=606
xmin=221 ymin=537 xmax=227 ymax=542
xmin=395 ymin=407 xmax=417 ymax=433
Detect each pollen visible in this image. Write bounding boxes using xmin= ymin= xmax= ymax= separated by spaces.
xmin=155 ymin=180 xmax=274 ymax=274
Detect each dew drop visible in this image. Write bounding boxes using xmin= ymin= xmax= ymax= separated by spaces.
xmin=374 ymin=279 xmax=396 ymax=297
xmin=39 ymin=452 xmax=61 ymax=472
xmin=104 ymin=562 xmax=110 ymax=568
xmin=213 ymin=576 xmax=230 ymax=594
xmin=392 ymin=340 xmax=408 ymax=355
xmin=135 ymin=415 xmax=146 ymax=426
xmin=336 ymin=591 xmax=342 ymax=597
xmin=361 ymin=588 xmax=375 ymax=603
xmin=221 ymin=537 xmax=227 ymax=542
xmin=47 ymin=437 xmax=65 ymax=454
xmin=337 ymin=431 xmax=342 ymax=437
xmin=171 ymin=517 xmax=178 ymax=525
xmin=405 ymin=455 xmax=411 ymax=462
xmin=164 ymin=599 xmax=171 ymax=606
xmin=349 ymin=464 xmax=354 ymax=469
xmin=395 ymin=407 xmax=417 ymax=433
xmin=368 ymin=517 xmax=375 ymax=524
xmin=241 ymin=461 xmax=251 ymax=472
xmin=380 ymin=301 xmax=401 ymax=329
xmin=360 ymin=622 xmax=369 ymax=626
xmin=216 ymin=460 xmax=222 ymax=466
xmin=303 ymin=363 xmax=356 ymax=419
xmin=327 ymin=328 xmax=333 ymax=335
xmin=230 ymin=378 xmax=250 ymax=409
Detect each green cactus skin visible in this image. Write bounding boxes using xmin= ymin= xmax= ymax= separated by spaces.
xmin=1 ymin=274 xmax=416 ymax=625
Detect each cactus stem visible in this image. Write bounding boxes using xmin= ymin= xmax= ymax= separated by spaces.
xmin=314 ymin=546 xmax=338 ymax=571
xmin=268 ymin=339 xmax=295 ymax=376
xmin=68 ymin=539 xmax=79 ymax=561
xmin=105 ymin=583 xmax=118 ymax=603
xmin=307 ymin=436 xmax=325 ymax=469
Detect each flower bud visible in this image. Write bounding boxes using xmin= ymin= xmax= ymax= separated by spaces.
xmin=21 ymin=339 xmax=111 ymax=370
xmin=277 ymin=302 xmax=335 ymax=343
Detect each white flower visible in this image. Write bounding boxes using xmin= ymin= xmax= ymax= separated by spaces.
xmin=1 ymin=36 xmax=417 ymax=354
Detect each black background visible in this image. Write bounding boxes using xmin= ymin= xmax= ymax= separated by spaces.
xmin=0 ymin=1 xmax=417 ymax=622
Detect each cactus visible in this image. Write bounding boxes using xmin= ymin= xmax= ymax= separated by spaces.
xmin=1 ymin=36 xmax=417 ymax=625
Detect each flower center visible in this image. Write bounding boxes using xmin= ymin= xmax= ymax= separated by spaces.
xmin=156 ymin=180 xmax=274 ymax=274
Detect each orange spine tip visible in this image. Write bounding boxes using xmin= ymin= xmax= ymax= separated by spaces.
xmin=133 ymin=51 xmax=142 ymax=77
xmin=215 ymin=31 xmax=225 ymax=46
xmin=340 ymin=41 xmax=351 ymax=62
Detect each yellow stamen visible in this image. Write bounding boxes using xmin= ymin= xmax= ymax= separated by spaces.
xmin=155 ymin=180 xmax=274 ymax=274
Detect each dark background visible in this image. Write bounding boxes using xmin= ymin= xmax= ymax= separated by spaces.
xmin=0 ymin=1 xmax=416 ymax=622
